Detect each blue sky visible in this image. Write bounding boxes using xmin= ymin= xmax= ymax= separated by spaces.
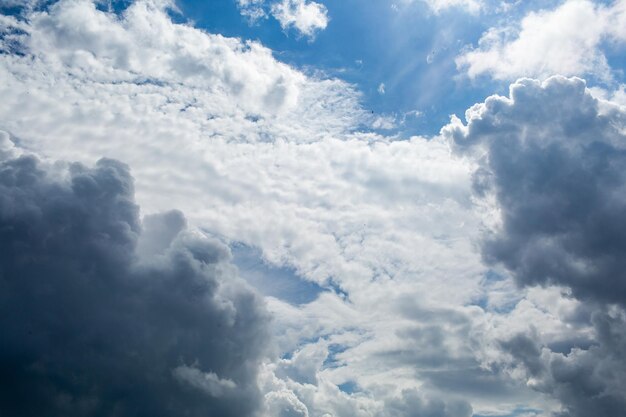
xmin=1 ymin=1 xmax=626 ymax=417
xmin=172 ymin=0 xmax=625 ymax=137
xmin=177 ymin=0 xmax=498 ymax=135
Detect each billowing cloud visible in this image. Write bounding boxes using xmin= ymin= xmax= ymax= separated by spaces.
xmin=446 ymin=75 xmax=626 ymax=416
xmin=0 ymin=133 xmax=271 ymax=416
xmin=447 ymin=75 xmax=626 ymax=306
xmin=457 ymin=0 xmax=626 ymax=80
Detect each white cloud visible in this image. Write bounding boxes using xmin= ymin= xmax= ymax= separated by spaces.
xmin=271 ymin=0 xmax=328 ymax=38
xmin=589 ymin=83 xmax=626 ymax=108
xmin=236 ymin=0 xmax=328 ymax=38
xmin=423 ymin=0 xmax=483 ymax=14
xmin=396 ymin=0 xmax=484 ymax=14
xmin=237 ymin=0 xmax=267 ymax=22
xmin=457 ymin=0 xmax=626 ymax=81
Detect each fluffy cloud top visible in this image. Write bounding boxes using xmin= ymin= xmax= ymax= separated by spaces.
xmin=457 ymin=0 xmax=626 ymax=80
xmin=0 ymin=133 xmax=271 ymax=416
xmin=271 ymin=0 xmax=328 ymax=37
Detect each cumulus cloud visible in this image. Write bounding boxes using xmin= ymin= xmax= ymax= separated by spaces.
xmin=457 ymin=0 xmax=626 ymax=80
xmin=0 ymin=133 xmax=271 ymax=416
xmin=446 ymin=76 xmax=626 ymax=306
xmin=237 ymin=0 xmax=328 ymax=38
xmin=20 ymin=0 xmax=304 ymax=115
xmin=485 ymin=300 xmax=626 ymax=417
xmin=446 ymin=75 xmax=626 ymax=416
xmin=271 ymin=0 xmax=328 ymax=38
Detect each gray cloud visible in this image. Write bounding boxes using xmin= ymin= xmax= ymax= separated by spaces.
xmin=383 ymin=389 xmax=472 ymax=417
xmin=448 ymin=76 xmax=626 ymax=306
xmin=0 ymin=134 xmax=271 ymax=417
xmin=499 ymin=309 xmax=626 ymax=417
xmin=446 ymin=76 xmax=626 ymax=416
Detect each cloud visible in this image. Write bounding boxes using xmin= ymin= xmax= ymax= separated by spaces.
xmin=446 ymin=75 xmax=626 ymax=416
xmin=173 ymin=365 xmax=238 ymax=398
xmin=383 ymin=389 xmax=473 ymax=417
xmin=0 ymin=133 xmax=271 ymax=416
xmin=422 ymin=0 xmax=483 ymax=14
xmin=237 ymin=0 xmax=268 ymax=22
xmin=489 ymin=302 xmax=626 ymax=417
xmin=457 ymin=0 xmax=626 ymax=81
xmin=3 ymin=2 xmax=613 ymax=416
xmin=236 ymin=0 xmax=328 ymax=38
xmin=394 ymin=0 xmax=484 ymax=14
xmin=21 ymin=0 xmax=304 ymax=115
xmin=0 ymin=0 xmax=367 ymax=141
xmin=271 ymin=0 xmax=328 ymax=38
xmin=446 ymin=75 xmax=626 ymax=306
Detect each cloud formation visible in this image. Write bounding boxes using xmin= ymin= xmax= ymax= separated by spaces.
xmin=447 ymin=76 xmax=626 ymax=306
xmin=237 ymin=0 xmax=328 ymax=38
xmin=5 ymin=1 xmax=626 ymax=416
xmin=446 ymin=76 xmax=626 ymax=416
xmin=0 ymin=133 xmax=271 ymax=417
xmin=271 ymin=0 xmax=328 ymax=37
xmin=457 ymin=0 xmax=626 ymax=81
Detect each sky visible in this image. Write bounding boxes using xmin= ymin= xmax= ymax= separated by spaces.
xmin=1 ymin=0 xmax=626 ymax=416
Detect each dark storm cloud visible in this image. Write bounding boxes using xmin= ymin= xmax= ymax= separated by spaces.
xmin=0 ymin=134 xmax=271 ymax=417
xmin=447 ymin=76 xmax=626 ymax=306
xmin=446 ymin=76 xmax=626 ymax=416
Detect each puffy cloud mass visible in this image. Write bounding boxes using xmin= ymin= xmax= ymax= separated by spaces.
xmin=446 ymin=76 xmax=626 ymax=416
xmin=457 ymin=0 xmax=626 ymax=80
xmin=271 ymin=0 xmax=328 ymax=37
xmin=0 ymin=132 xmax=271 ymax=417
xmin=447 ymin=76 xmax=626 ymax=306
